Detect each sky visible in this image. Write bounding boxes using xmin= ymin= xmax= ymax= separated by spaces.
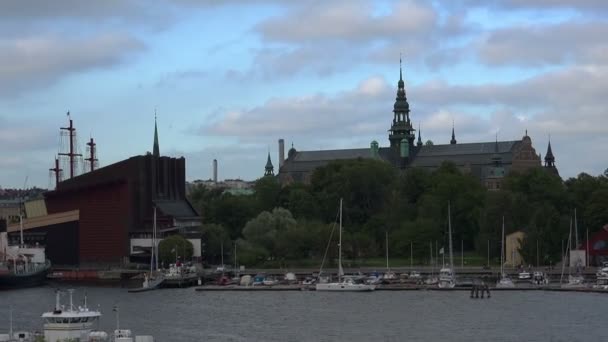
xmin=1 ymin=0 xmax=607 ymax=188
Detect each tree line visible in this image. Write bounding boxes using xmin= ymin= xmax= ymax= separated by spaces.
xmin=188 ymin=159 xmax=608 ymax=267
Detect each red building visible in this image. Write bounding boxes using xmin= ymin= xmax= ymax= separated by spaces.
xmin=9 ymin=119 xmax=200 ymax=266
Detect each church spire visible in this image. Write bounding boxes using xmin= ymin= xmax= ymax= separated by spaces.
xmin=264 ymin=152 xmax=274 ymax=176
xmin=417 ymin=123 xmax=423 ymax=147
xmin=544 ymin=139 xmax=555 ymax=167
xmin=450 ymin=121 xmax=457 ymax=145
xmin=153 ymin=111 xmax=160 ymax=157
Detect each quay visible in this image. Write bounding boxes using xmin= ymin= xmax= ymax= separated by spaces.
xmin=194 ymin=283 xmax=608 ymax=293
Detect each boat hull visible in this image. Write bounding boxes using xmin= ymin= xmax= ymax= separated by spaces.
xmin=0 ymin=264 xmax=50 ymax=289
xmin=315 ymin=283 xmax=375 ymax=291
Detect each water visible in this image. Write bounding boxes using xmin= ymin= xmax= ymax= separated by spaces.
xmin=0 ymin=286 xmax=605 ymax=342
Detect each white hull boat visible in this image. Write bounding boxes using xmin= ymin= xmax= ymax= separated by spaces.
xmin=315 ymin=199 xmax=375 ymax=292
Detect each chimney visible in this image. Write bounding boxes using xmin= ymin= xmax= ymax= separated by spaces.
xmin=278 ymin=139 xmax=285 ymax=168
xmin=213 ymin=159 xmax=218 ymax=183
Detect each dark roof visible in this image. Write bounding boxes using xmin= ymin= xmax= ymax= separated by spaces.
xmin=154 ymin=199 xmax=199 ymax=218
xmin=291 ymin=148 xmax=373 ymax=162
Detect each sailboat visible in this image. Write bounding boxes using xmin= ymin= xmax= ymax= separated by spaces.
xmin=425 ymin=241 xmax=438 ymax=285
xmin=382 ymin=232 xmax=397 ymax=281
xmin=316 ymin=199 xmax=375 ymax=291
xmin=129 ymin=206 xmax=164 ymax=292
xmin=562 ymin=215 xmax=585 ymax=288
xmin=496 ymin=216 xmax=515 ymax=288
xmin=438 ymin=202 xmax=456 ymax=288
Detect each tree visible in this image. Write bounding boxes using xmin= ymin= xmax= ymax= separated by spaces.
xmin=201 ymin=223 xmax=231 ymax=265
xmin=241 ymin=207 xmax=297 ymax=260
xmin=253 ymin=176 xmax=281 ymax=212
xmin=159 ymin=235 xmax=193 ymax=264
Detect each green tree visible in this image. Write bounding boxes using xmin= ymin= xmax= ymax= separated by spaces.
xmin=242 ymin=207 xmax=297 ymax=260
xmin=159 ymin=235 xmax=193 ymax=264
xmin=201 ymin=223 xmax=231 ymax=265
xmin=253 ymin=176 xmax=281 ymax=212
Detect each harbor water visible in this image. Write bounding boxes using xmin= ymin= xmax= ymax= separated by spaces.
xmin=0 ymin=286 xmax=605 ymax=342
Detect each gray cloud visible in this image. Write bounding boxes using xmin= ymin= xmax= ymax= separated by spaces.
xmin=200 ymin=75 xmax=393 ymax=140
xmin=256 ymin=0 xmax=436 ymax=43
xmin=0 ymin=33 xmax=145 ymax=97
xmin=478 ymin=21 xmax=608 ymax=67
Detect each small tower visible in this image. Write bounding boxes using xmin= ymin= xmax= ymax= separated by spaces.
xmin=417 ymin=123 xmax=423 ymax=147
xmin=264 ymin=152 xmax=274 ymax=176
xmin=544 ymin=139 xmax=559 ymax=176
xmin=450 ymin=121 xmax=457 ymax=145
xmin=153 ymin=114 xmax=160 ymax=158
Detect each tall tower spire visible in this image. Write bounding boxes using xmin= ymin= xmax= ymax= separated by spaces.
xmin=417 ymin=123 xmax=423 ymax=147
xmin=264 ymin=152 xmax=274 ymax=176
xmin=153 ymin=111 xmax=160 ymax=158
xmin=450 ymin=120 xmax=457 ymax=145
xmin=389 ymin=56 xmax=415 ymax=160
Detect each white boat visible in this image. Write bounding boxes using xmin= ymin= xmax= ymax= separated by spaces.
xmin=518 ymin=271 xmax=532 ymax=280
xmin=1 ymin=289 xmax=154 ymax=342
xmin=315 ymin=199 xmax=375 ymax=292
xmin=129 ymin=207 xmax=164 ymax=293
xmin=561 ymin=216 xmax=586 ymax=288
xmin=382 ymin=231 xmax=398 ymax=282
xmin=496 ymin=216 xmax=515 ymax=288
xmin=532 ymin=271 xmax=549 ymax=285
xmin=262 ymin=276 xmax=279 ymax=286
xmin=438 ymin=202 xmax=456 ymax=289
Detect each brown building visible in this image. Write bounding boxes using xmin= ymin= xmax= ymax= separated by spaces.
xmin=278 ymin=65 xmax=556 ymax=188
xmin=8 ymin=119 xmax=200 ymax=266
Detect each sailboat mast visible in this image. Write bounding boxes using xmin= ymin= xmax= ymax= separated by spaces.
xmin=221 ymin=241 xmax=224 ymax=267
xmin=385 ymin=231 xmax=389 ymax=271
xmin=448 ymin=202 xmax=454 ymax=269
xmin=574 ymin=209 xmax=579 ymax=250
xmin=410 ymin=241 xmax=413 ymax=269
xmin=568 ymin=218 xmax=572 ymax=276
xmin=501 ymin=216 xmax=505 ymax=276
xmin=338 ymin=198 xmax=343 ymax=283
xmin=154 ymin=206 xmax=158 ymax=271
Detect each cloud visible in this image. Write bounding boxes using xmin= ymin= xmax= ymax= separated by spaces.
xmin=0 ymin=33 xmax=145 ymax=97
xmin=200 ymin=75 xmax=393 ymax=140
xmin=243 ymin=0 xmax=444 ymax=78
xmin=478 ymin=21 xmax=608 ymax=67
xmin=256 ymin=0 xmax=436 ymax=43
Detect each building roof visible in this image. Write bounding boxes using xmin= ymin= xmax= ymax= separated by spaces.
xmin=410 ymin=141 xmax=519 ymax=167
xmin=154 ymin=199 xmax=199 ymax=218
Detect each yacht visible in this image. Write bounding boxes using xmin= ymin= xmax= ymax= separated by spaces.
xmin=0 ymin=213 xmax=51 ymax=289
xmin=438 ymin=202 xmax=456 ymax=289
xmin=518 ymin=270 xmax=532 ymax=281
xmin=129 ymin=207 xmax=164 ymax=293
xmin=561 ymin=217 xmax=586 ymax=288
xmin=1 ymin=289 xmax=154 ymax=342
xmin=315 ymin=199 xmax=375 ymax=292
xmin=496 ymin=216 xmax=515 ymax=288
xmin=532 ymin=271 xmax=549 ymax=285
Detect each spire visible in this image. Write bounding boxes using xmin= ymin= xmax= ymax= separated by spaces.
xmin=264 ymin=152 xmax=274 ymax=176
xmin=153 ymin=111 xmax=160 ymax=158
xmin=399 ymin=53 xmax=403 ymax=82
xmin=544 ymin=139 xmax=555 ymax=166
xmin=491 ymin=133 xmax=502 ymax=165
xmin=417 ymin=123 xmax=423 ymax=147
xmin=450 ymin=120 xmax=457 ymax=145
